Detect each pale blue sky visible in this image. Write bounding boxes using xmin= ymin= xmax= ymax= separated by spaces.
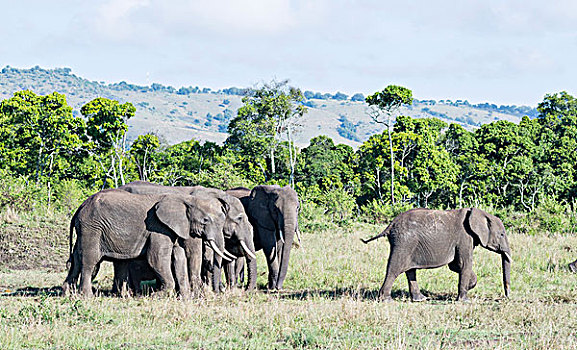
xmin=1 ymin=0 xmax=576 ymax=106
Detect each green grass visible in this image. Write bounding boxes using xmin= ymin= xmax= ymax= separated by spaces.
xmin=2 ymin=222 xmax=577 ymax=349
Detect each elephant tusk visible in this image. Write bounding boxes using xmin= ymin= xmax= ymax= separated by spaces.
xmin=296 ymin=227 xmax=302 ymax=244
xmin=209 ymin=240 xmax=232 ymax=262
xmin=223 ymin=248 xmax=236 ymax=260
xmin=278 ymin=229 xmax=285 ymax=244
xmin=503 ymin=251 xmax=512 ymax=262
xmin=240 ymin=240 xmax=257 ymax=260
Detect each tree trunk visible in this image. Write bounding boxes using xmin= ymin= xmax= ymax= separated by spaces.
xmin=387 ymin=115 xmax=395 ymax=205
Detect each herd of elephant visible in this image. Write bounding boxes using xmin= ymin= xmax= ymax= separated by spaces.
xmin=63 ymin=180 xmax=573 ymax=302
xmin=62 ymin=182 xmax=300 ymax=298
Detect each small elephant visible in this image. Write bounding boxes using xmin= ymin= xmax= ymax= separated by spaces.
xmin=117 ymin=181 xmax=257 ymax=293
xmin=362 ymin=208 xmax=512 ymax=302
xmin=62 ymin=189 xmax=227 ymax=297
xmin=227 ymin=185 xmax=301 ymax=290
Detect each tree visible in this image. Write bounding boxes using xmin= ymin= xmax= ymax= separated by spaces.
xmin=365 ymin=85 xmax=413 ymax=204
xmin=0 ymin=91 xmax=87 ymax=205
xmin=130 ymin=133 xmax=160 ymax=181
xmin=226 ymin=79 xmax=307 ymax=185
xmin=81 ymin=98 xmax=135 ymax=187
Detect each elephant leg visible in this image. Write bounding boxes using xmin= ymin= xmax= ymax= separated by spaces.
xmin=261 ymin=229 xmax=280 ymax=290
xmin=224 ymin=260 xmax=236 ymax=289
xmin=450 ymin=253 xmax=474 ymax=301
xmin=172 ymin=245 xmax=191 ymax=299
xmin=62 ymin=248 xmax=81 ymax=296
xmin=147 ymin=234 xmax=175 ymax=294
xmin=405 ymin=269 xmax=427 ymax=302
xmin=112 ymin=260 xmax=130 ymax=297
xmin=468 ymin=271 xmax=478 ymax=291
xmin=378 ymin=250 xmax=406 ymax=301
xmin=79 ymin=249 xmax=101 ymax=297
xmin=456 ymin=261 xmax=473 ymax=301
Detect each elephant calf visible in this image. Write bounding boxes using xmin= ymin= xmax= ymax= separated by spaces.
xmin=362 ymin=208 xmax=512 ymax=302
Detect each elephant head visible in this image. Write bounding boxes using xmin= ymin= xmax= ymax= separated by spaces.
xmin=155 ymin=195 xmax=228 ymax=261
xmin=248 ymin=185 xmax=299 ymax=290
xmin=188 ymin=187 xmax=258 ymax=291
xmin=465 ymin=208 xmax=511 ymax=297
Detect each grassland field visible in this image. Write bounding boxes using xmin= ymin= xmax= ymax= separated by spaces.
xmin=1 ymin=215 xmax=577 ymax=349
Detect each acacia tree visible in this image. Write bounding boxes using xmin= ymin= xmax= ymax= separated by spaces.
xmin=226 ymin=79 xmax=307 ymax=185
xmin=81 ymin=98 xmax=135 ymax=187
xmin=365 ymin=85 xmax=413 ymax=204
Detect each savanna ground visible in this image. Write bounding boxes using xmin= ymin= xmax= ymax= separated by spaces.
xmin=1 ymin=211 xmax=577 ymax=349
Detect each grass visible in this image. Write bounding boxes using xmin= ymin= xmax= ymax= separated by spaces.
xmin=2 ymin=219 xmax=577 ymax=349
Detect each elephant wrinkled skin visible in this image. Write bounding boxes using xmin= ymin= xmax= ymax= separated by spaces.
xmin=62 ymin=189 xmax=227 ymax=297
xmin=117 ymin=181 xmax=257 ymax=293
xmin=227 ymin=185 xmax=300 ymax=290
xmin=362 ymin=208 xmax=512 ymax=302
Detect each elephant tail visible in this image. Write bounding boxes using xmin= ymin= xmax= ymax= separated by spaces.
xmin=361 ymin=224 xmax=393 ymax=244
xmin=67 ymin=207 xmax=80 ymax=270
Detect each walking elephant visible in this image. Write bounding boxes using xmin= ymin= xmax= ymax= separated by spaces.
xmin=361 ymin=208 xmax=511 ymax=302
xmin=62 ymin=189 xmax=228 ymax=297
xmin=117 ymin=181 xmax=257 ymax=293
xmin=227 ymin=185 xmax=301 ymax=290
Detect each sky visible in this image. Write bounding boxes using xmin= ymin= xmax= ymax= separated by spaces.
xmin=1 ymin=0 xmax=576 ymax=106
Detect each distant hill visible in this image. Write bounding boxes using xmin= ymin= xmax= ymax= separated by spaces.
xmin=0 ymin=66 xmax=538 ymax=148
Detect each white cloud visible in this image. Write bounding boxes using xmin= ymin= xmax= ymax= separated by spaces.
xmin=91 ymin=0 xmax=328 ymax=41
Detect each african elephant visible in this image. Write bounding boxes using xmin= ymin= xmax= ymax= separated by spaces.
xmin=227 ymin=185 xmax=301 ymax=290
xmin=62 ymin=189 xmax=227 ymax=297
xmin=361 ymin=208 xmax=512 ymax=302
xmin=117 ymin=181 xmax=257 ymax=293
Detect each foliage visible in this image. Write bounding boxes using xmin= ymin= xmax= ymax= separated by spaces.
xmin=226 ymin=79 xmax=307 ymax=184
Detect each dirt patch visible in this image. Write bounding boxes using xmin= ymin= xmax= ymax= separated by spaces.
xmin=0 ymin=220 xmax=69 ymax=271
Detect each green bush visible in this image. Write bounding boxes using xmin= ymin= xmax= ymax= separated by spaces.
xmin=359 ymin=199 xmax=413 ymax=224
xmin=0 ymin=173 xmax=45 ymax=213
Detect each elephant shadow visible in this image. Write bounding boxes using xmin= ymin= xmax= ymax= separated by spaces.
xmin=1 ymin=286 xmax=119 ymax=297
xmin=278 ymin=287 xmax=455 ymax=302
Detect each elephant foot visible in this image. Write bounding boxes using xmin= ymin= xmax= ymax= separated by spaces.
xmin=456 ymin=295 xmax=470 ymax=302
xmin=569 ymin=262 xmax=577 ymax=273
xmin=377 ymin=295 xmax=394 ymax=302
xmin=410 ymin=293 xmax=428 ymax=302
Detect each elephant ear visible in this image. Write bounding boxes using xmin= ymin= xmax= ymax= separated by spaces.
xmin=466 ymin=208 xmax=489 ymax=247
xmin=155 ymin=197 xmax=190 ymax=239
xmin=216 ymin=197 xmax=230 ymax=216
xmin=248 ymin=187 xmax=277 ymax=231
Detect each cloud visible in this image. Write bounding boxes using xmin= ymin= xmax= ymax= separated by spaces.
xmin=91 ymin=0 xmax=328 ymax=42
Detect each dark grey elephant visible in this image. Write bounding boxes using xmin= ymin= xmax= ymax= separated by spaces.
xmin=117 ymin=181 xmax=257 ymax=293
xmin=362 ymin=208 xmax=511 ymax=302
xmin=62 ymin=189 xmax=227 ymax=297
xmin=227 ymin=185 xmax=301 ymax=290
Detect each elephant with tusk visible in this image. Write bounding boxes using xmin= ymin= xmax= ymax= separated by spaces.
xmin=117 ymin=181 xmax=257 ymax=294
xmin=227 ymin=185 xmax=300 ymax=291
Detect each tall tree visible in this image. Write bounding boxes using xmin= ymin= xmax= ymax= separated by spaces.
xmin=130 ymin=133 xmax=160 ymax=181
xmin=81 ymin=98 xmax=135 ymax=187
xmin=366 ymin=85 xmax=413 ymax=204
xmin=0 ymin=90 xmax=86 ymax=206
xmin=226 ymin=79 xmax=307 ymax=185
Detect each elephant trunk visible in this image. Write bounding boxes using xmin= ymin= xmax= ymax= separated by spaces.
xmin=501 ymin=250 xmax=511 ymax=298
xmin=276 ymin=216 xmax=296 ymax=290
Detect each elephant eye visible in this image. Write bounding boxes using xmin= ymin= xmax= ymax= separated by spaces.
xmin=202 ymin=217 xmax=211 ymax=224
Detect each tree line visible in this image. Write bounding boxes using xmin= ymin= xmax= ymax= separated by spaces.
xmin=0 ymin=83 xmax=576 ymax=230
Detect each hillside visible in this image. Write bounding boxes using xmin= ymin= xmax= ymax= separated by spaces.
xmin=0 ymin=66 xmax=538 ymax=148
